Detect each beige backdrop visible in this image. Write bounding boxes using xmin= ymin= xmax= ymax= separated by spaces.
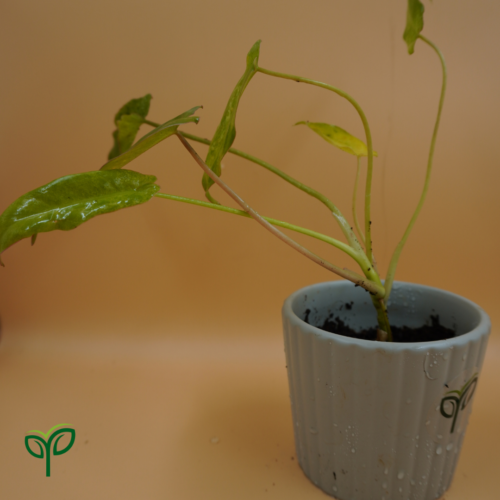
xmin=1 ymin=2 xmax=500 ymax=499
xmin=0 ymin=0 xmax=498 ymax=338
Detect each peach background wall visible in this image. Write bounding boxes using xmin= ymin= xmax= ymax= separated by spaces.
xmin=0 ymin=0 xmax=499 ymax=341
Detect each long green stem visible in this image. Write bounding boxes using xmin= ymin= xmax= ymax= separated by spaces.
xmin=352 ymin=156 xmax=365 ymax=246
xmin=154 ymin=193 xmax=358 ymax=260
xmin=256 ymin=66 xmax=376 ymax=265
xmin=147 ymin=122 xmax=366 ymax=262
xmin=179 ymin=131 xmax=338 ymax=215
xmin=176 ymin=132 xmax=385 ymax=297
xmin=144 ymin=124 xmax=371 ymax=275
xmin=384 ymin=35 xmax=447 ymax=299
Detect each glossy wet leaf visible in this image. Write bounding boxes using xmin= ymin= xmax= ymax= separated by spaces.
xmin=0 ymin=170 xmax=159 ymax=264
xmin=108 ymin=94 xmax=152 ymax=160
xmin=403 ymin=0 xmax=425 ymax=54
xmin=202 ymin=40 xmax=261 ymax=202
xmin=101 ymin=106 xmax=201 ymax=170
xmin=295 ymin=121 xmax=377 ymax=157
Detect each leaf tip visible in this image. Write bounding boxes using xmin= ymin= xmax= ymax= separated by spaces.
xmin=247 ymin=40 xmax=261 ymax=69
xmin=294 ymin=121 xmax=308 ymax=126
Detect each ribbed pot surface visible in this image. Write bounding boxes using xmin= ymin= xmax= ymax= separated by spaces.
xmin=282 ymin=281 xmax=490 ymax=500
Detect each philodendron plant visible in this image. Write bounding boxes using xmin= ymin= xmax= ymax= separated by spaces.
xmin=0 ymin=1 xmax=445 ymax=342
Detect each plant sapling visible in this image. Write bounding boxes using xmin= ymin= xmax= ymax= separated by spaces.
xmin=0 ymin=0 xmax=447 ymax=342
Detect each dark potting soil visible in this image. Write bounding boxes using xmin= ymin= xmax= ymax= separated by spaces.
xmin=303 ymin=307 xmax=455 ymax=343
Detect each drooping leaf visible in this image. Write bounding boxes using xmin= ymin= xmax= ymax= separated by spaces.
xmin=295 ymin=121 xmax=378 ymax=157
xmin=202 ymin=40 xmax=261 ymax=203
xmin=101 ymin=106 xmax=201 ymax=170
xmin=108 ymin=94 xmax=153 ymax=160
xmin=403 ymin=0 xmax=425 ymax=55
xmin=0 ymin=170 xmax=160 ymax=264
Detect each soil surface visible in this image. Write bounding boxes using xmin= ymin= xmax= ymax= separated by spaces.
xmin=304 ymin=306 xmax=455 ymax=343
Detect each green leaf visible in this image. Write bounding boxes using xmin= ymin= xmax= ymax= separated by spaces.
xmin=108 ymin=94 xmax=153 ymax=160
xmin=101 ymin=106 xmax=201 ymax=170
xmin=403 ymin=0 xmax=425 ymax=55
xmin=113 ymin=94 xmax=152 ymax=125
xmin=108 ymin=114 xmax=145 ymax=160
xmin=295 ymin=121 xmax=378 ymax=157
xmin=0 ymin=170 xmax=160 ymax=264
xmin=202 ymin=40 xmax=261 ymax=203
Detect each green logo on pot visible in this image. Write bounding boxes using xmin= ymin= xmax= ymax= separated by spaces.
xmin=440 ymin=374 xmax=478 ymax=433
xmin=25 ymin=423 xmax=76 ymax=477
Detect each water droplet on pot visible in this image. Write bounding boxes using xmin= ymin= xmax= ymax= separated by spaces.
xmin=425 ymin=420 xmax=431 ymax=426
xmin=210 ymin=436 xmax=220 ymax=444
xmin=351 ymin=448 xmax=355 ymax=453
xmin=436 ymin=446 xmax=443 ymax=455
xmin=384 ymin=467 xmax=389 ymax=475
xmin=398 ymin=471 xmax=405 ymax=480
xmin=446 ymin=443 xmax=454 ymax=451
xmin=437 ymin=434 xmax=442 ymax=439
xmin=382 ymin=481 xmax=387 ymax=488
xmin=443 ymin=353 xmax=449 ymax=360
xmin=332 ymin=486 xmax=337 ymax=492
xmin=462 ymin=355 xmax=467 ymax=361
xmin=410 ymin=479 xmax=416 ymax=486
xmin=309 ymin=427 xmax=318 ymax=434
xmin=399 ymin=487 xmax=403 ymax=493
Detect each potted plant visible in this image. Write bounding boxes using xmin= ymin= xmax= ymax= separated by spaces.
xmin=0 ymin=1 xmax=490 ymax=499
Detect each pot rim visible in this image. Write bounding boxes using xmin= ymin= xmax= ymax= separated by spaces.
xmin=283 ymin=280 xmax=491 ymax=351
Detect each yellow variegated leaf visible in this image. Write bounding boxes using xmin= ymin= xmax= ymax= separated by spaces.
xmin=295 ymin=121 xmax=377 ymax=158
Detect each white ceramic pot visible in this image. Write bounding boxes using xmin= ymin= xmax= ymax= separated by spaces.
xmin=282 ymin=281 xmax=490 ymax=500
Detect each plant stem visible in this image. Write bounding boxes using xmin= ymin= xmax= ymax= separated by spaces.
xmin=148 ymin=123 xmax=365 ymax=257
xmin=352 ymin=156 xmax=365 ymax=246
xmin=384 ymin=35 xmax=447 ymax=299
xmin=176 ymin=132 xmax=385 ymax=298
xmin=178 ymin=133 xmax=362 ymax=255
xmin=154 ymin=193 xmax=360 ymax=259
xmin=256 ymin=66 xmax=376 ymax=265
xmin=180 ymin=131 xmax=339 ymax=216
xmin=371 ymin=296 xmax=393 ymax=342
